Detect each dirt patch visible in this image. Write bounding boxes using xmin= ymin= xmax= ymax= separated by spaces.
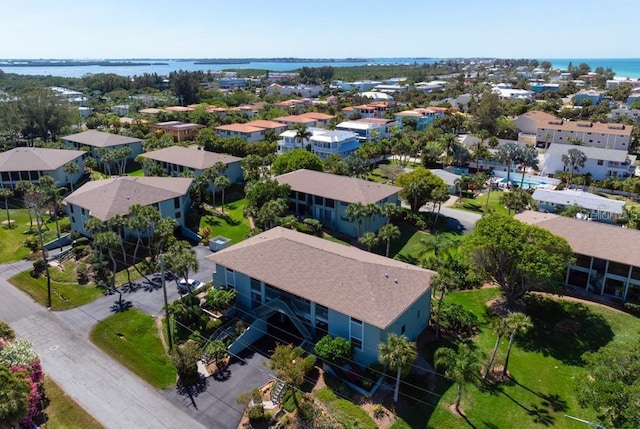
xmin=362 ymin=402 xmax=396 ymax=429
xmin=486 ymin=297 xmax=526 ymax=316
xmin=448 ymin=403 xmax=466 ymax=418
xmin=155 ymin=318 xmax=169 ymax=352
xmin=1 ymin=219 xmax=15 ymax=225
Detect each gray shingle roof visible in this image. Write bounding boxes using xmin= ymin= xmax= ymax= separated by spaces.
xmin=515 ymin=211 xmax=640 ymax=267
xmin=275 ymin=169 xmax=402 ymax=204
xmin=0 ymin=147 xmax=84 ymax=172
xmin=63 ymin=130 xmax=142 ymax=147
xmin=207 ymin=227 xmax=434 ymax=329
xmin=532 ymin=189 xmax=625 ymax=214
xmin=63 ymin=176 xmax=192 ymax=221
xmin=139 ymin=146 xmax=242 ymax=170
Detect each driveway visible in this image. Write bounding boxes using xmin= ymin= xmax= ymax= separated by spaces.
xmin=160 ymin=348 xmax=273 ymax=429
xmin=0 ymin=243 xmax=254 ymax=428
xmin=0 ymin=261 xmax=206 ymax=429
xmin=437 ymin=207 xmax=482 ymax=232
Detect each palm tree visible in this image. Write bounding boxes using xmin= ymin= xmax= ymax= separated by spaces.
xmin=39 ymin=175 xmax=64 ymax=238
xmin=202 ymin=167 xmax=219 ymax=206
xmin=379 ymin=333 xmax=418 ymax=403
xmin=16 ymin=181 xmax=38 ymax=230
xmin=434 ymin=343 xmax=484 ymax=414
xmin=502 ymin=312 xmax=533 ymax=376
xmin=363 ymin=202 xmax=380 ymax=232
xmin=380 ymin=202 xmax=401 ymax=225
xmin=486 ymin=317 xmax=510 ymax=377
xmin=561 ymin=148 xmax=587 ymax=189
xmin=378 ymin=224 xmax=400 ymax=257
xmin=63 ymin=161 xmax=80 ymax=192
xmin=165 ymin=240 xmax=199 ymax=302
xmin=472 ymin=130 xmax=490 ymax=172
xmin=438 ymin=133 xmax=457 ymax=167
xmin=453 ymin=175 xmax=471 ymax=202
xmin=214 ymin=175 xmax=231 ymax=213
xmin=358 ymin=231 xmax=379 ymax=252
xmin=93 ymin=231 xmax=120 ymax=292
xmin=517 ymin=145 xmax=539 ymax=188
xmin=0 ymin=188 xmax=13 ymax=228
xmin=293 ymin=124 xmax=312 ymax=150
xmin=345 ymin=202 xmax=366 ymax=237
xmin=430 ymin=270 xmax=460 ymax=338
xmin=497 ymin=142 xmax=522 ymax=188
xmin=420 ymin=233 xmax=455 ymax=260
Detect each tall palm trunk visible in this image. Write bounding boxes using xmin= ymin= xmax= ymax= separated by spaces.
xmin=486 ymin=334 xmax=503 ymax=377
xmin=393 ymin=366 xmax=402 ymax=403
xmin=435 ymin=288 xmax=446 ymax=338
xmin=455 ymin=383 xmax=463 ymax=413
xmin=502 ymin=331 xmax=517 ymax=376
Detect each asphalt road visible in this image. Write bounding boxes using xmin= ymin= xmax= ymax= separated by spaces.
xmin=0 ymin=244 xmax=265 ymax=429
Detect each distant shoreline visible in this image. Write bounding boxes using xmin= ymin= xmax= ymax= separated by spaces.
xmin=0 ymin=61 xmax=169 ymax=67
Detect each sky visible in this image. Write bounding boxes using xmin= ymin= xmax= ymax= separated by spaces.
xmin=2 ymin=0 xmax=639 ymax=59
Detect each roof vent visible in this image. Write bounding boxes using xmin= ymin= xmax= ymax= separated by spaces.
xmin=394 ymin=279 xmax=398 ymax=284
xmin=385 ymin=273 xmax=389 ymax=278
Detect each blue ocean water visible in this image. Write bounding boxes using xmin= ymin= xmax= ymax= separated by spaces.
xmin=2 ymin=58 xmax=639 ymax=79
xmin=541 ymin=58 xmax=640 ymax=79
xmin=0 ymin=58 xmax=439 ymax=78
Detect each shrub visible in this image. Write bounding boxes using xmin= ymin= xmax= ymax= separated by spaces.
xmin=314 ymin=335 xmax=353 ymax=366
xmin=170 ymin=340 xmax=201 ymax=384
xmin=73 ymin=237 xmax=90 ymax=247
xmin=23 ymin=236 xmax=40 ymax=253
xmin=74 ymin=245 xmax=89 ymax=259
xmin=205 ymin=317 xmax=222 ymax=332
xmin=77 ymin=262 xmax=89 ymax=284
xmin=302 ymin=218 xmax=322 ymax=235
xmin=205 ymin=288 xmax=237 ymax=311
xmin=0 ymin=321 xmax=15 ymax=340
xmin=247 ymin=404 xmax=265 ymax=421
xmin=298 ymin=401 xmax=315 ymax=421
xmin=31 ymin=260 xmax=45 ymax=277
xmin=624 ymin=302 xmax=640 ymax=317
xmin=438 ymin=302 xmax=479 ymax=337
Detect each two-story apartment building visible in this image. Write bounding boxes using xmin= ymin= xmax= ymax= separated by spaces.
xmin=277 ymin=128 xmax=360 ymax=160
xmin=542 ymin=144 xmax=636 ymax=180
xmin=215 ymin=124 xmax=266 ymax=142
xmin=137 ymin=146 xmax=242 ymax=190
xmin=148 ymin=121 xmax=205 ymax=142
xmin=64 ymin=176 xmax=192 ymax=237
xmin=515 ymin=212 xmax=640 ymax=304
xmin=395 ymin=107 xmax=447 ymax=131
xmin=207 ymin=227 xmax=435 ymax=365
xmin=0 ymin=147 xmax=85 ymax=191
xmin=342 ymin=102 xmax=390 ymax=119
xmin=63 ymin=130 xmax=143 ymax=164
xmin=275 ymin=169 xmax=402 ymax=237
xmin=336 ymin=118 xmax=395 ymax=142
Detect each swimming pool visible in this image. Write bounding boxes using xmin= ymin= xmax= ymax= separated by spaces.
xmin=499 ymin=178 xmax=547 ymax=189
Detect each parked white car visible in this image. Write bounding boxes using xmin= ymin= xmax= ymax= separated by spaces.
xmin=177 ymin=278 xmax=204 ymax=294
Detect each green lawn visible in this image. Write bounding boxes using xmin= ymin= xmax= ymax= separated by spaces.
xmin=452 ymin=189 xmax=510 ymax=216
xmin=9 ymin=270 xmax=104 ymax=311
xmin=40 ymin=377 xmax=104 ymax=428
xmin=90 ymin=309 xmax=176 ymax=389
xmin=0 ymin=208 xmax=71 ymax=263
xmin=370 ymin=222 xmax=462 ymax=265
xmin=397 ymin=288 xmax=640 ymax=429
xmin=199 ymin=196 xmax=251 ymax=245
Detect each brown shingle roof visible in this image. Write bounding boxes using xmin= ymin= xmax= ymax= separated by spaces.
xmin=0 ymin=147 xmax=84 ymax=172
xmin=207 ymin=227 xmax=434 ymax=329
xmin=64 ymin=176 xmax=192 ymax=221
xmin=514 ymin=212 xmax=640 ymax=267
xmin=275 ymin=169 xmax=402 ymax=204
xmin=139 ymin=146 xmax=242 ymax=170
xmin=63 ymin=130 xmax=142 ymax=147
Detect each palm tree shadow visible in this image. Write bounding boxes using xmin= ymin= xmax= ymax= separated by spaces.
xmin=110 ymin=299 xmax=133 ymax=313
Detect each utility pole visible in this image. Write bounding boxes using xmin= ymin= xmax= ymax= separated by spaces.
xmin=33 ymin=204 xmax=52 ymax=308
xmin=160 ymin=254 xmax=173 ymax=350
